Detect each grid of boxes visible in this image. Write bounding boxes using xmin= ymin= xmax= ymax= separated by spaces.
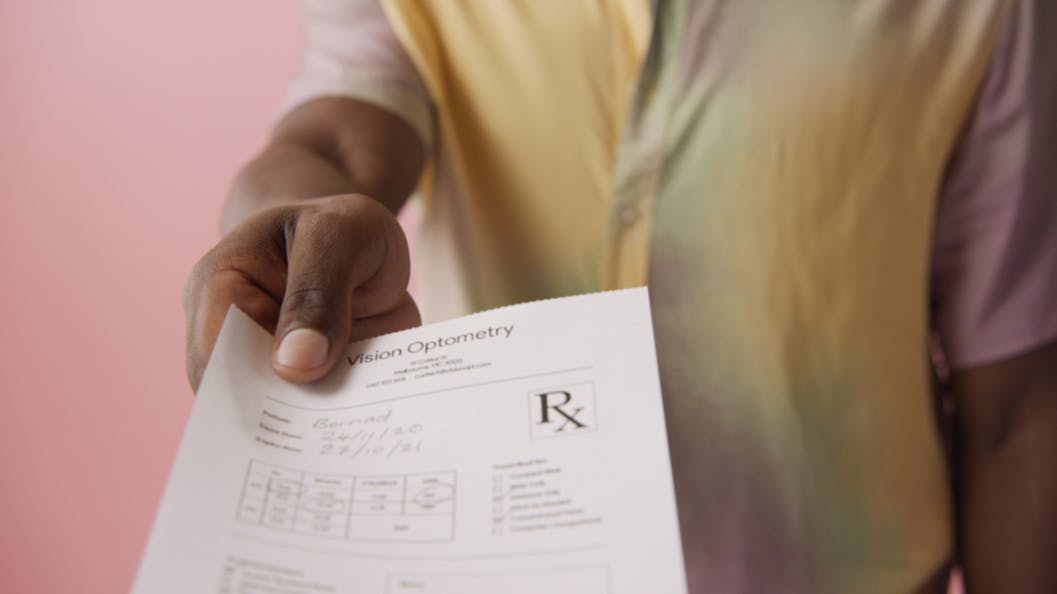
xmin=236 ymin=460 xmax=455 ymax=542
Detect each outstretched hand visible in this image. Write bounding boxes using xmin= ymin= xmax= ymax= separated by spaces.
xmin=183 ymin=193 xmax=420 ymax=391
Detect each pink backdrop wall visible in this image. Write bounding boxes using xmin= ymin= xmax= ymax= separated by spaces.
xmin=1 ymin=2 xmax=301 ymax=592
xmin=0 ymin=2 xmax=964 ymax=593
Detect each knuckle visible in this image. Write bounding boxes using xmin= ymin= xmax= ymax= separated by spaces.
xmin=283 ymin=285 xmax=336 ymax=318
xmin=314 ymin=194 xmax=387 ymax=231
xmin=182 ymin=257 xmax=215 ymax=313
xmin=181 ymin=275 xmax=198 ymax=312
xmin=319 ymin=192 xmax=367 ymax=213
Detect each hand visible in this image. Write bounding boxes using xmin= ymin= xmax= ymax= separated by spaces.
xmin=183 ymin=194 xmax=420 ymax=391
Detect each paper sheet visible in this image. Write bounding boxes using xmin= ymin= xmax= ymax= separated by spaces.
xmin=133 ymin=288 xmax=687 ymax=593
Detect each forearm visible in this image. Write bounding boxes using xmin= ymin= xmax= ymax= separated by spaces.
xmin=953 ymin=341 xmax=1057 ymax=593
xmin=222 ymin=97 xmax=426 ymax=233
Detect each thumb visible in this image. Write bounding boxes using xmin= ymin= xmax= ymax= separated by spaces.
xmin=271 ymin=195 xmax=409 ymax=382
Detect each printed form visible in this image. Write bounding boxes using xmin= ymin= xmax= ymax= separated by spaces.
xmin=133 ymin=288 xmax=687 ymax=594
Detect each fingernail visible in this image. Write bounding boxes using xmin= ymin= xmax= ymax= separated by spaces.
xmin=276 ymin=328 xmax=329 ymax=370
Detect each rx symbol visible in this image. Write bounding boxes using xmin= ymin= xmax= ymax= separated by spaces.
xmin=535 ymin=391 xmax=587 ymax=431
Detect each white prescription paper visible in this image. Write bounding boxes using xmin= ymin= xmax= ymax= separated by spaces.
xmin=133 ymin=288 xmax=687 ymax=594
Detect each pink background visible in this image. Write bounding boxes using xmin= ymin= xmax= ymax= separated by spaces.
xmin=1 ymin=1 xmax=302 ymax=592
xmin=0 ymin=2 xmax=962 ymax=593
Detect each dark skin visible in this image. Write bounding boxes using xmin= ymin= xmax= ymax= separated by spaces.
xmin=183 ymin=97 xmax=1057 ymax=592
xmin=183 ymin=98 xmax=424 ymax=387
xmin=953 ymin=339 xmax=1057 ymax=593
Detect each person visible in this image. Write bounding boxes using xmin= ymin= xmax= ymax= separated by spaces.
xmin=182 ymin=1 xmax=1057 ymax=592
